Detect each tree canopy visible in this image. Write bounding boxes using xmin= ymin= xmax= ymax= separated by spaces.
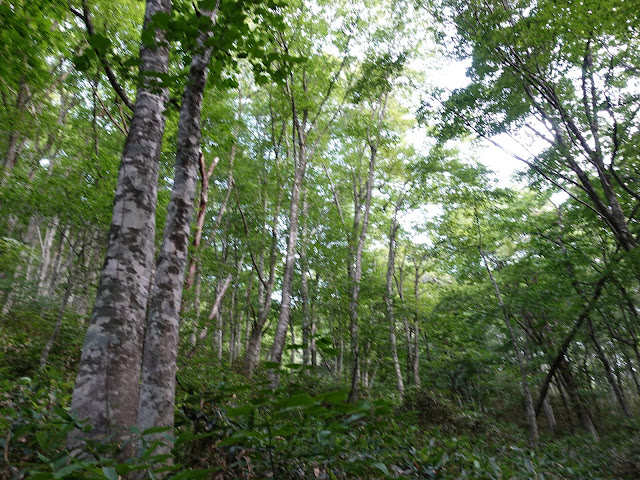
xmin=1 ymin=0 xmax=639 ymax=478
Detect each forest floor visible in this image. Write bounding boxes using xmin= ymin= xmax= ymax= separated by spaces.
xmin=1 ymin=310 xmax=640 ymax=479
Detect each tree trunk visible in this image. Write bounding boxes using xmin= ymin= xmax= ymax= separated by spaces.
xmin=69 ymin=0 xmax=171 ymax=449
xmin=137 ymin=5 xmax=217 ymax=458
xmin=2 ymin=78 xmax=28 ymax=179
xmin=268 ymin=90 xmax=309 ymax=387
xmin=300 ymin=193 xmax=311 ymax=366
xmin=542 ymin=397 xmax=556 ymax=435
xmin=385 ymin=202 xmax=404 ymax=397
xmin=183 ymin=151 xmax=218 ymax=298
xmin=187 ymin=272 xmax=233 ymax=358
xmin=476 ymin=209 xmax=539 ymax=447
xmin=558 ymin=359 xmax=599 ymax=440
xmin=39 ymin=277 xmax=74 ymax=369
xmin=36 ymin=218 xmax=60 ymax=295
xmin=245 ymin=226 xmax=279 ymax=375
xmin=347 ymin=144 xmax=377 ymax=403
xmin=588 ymin=319 xmax=632 ymax=418
xmin=411 ymin=263 xmax=421 ymax=386
xmin=45 ymin=225 xmax=70 ymax=297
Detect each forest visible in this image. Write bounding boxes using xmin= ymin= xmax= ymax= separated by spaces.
xmin=1 ymin=0 xmax=639 ymax=478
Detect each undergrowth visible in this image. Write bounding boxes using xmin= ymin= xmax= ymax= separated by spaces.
xmin=1 ymin=311 xmax=639 ymax=479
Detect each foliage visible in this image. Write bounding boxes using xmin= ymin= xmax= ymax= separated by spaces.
xmin=1 ymin=0 xmax=640 ymax=478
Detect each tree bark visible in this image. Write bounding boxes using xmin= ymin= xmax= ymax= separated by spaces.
xmin=587 ymin=319 xmax=632 ymax=418
xmin=137 ymin=6 xmax=218 ymax=453
xmin=300 ymin=192 xmax=312 ymax=366
xmin=347 ymin=143 xmax=377 ymax=402
xmin=411 ymin=262 xmax=422 ymax=386
xmin=70 ymin=0 xmax=171 ymax=449
xmin=268 ymin=82 xmax=309 ymax=388
xmin=184 ymin=152 xmax=218 ymax=292
xmin=385 ymin=198 xmax=405 ymax=397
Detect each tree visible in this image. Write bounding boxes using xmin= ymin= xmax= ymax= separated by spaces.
xmin=137 ymin=3 xmax=219 ymax=454
xmin=430 ymin=0 xmax=640 ymax=271
xmin=70 ymin=0 xmax=171 ymax=448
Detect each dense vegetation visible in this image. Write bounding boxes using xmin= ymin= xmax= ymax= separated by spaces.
xmin=1 ymin=0 xmax=639 ymax=478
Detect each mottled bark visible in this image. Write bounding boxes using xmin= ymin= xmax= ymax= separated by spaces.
xmin=300 ymin=192 xmax=311 ymax=366
xmin=411 ymin=263 xmax=421 ymax=386
xmin=138 ymin=7 xmax=217 ymax=457
xmin=69 ymin=0 xmax=171 ymax=449
xmin=268 ymin=105 xmax=308 ymax=387
xmin=347 ymin=144 xmax=376 ymax=403
xmin=184 ymin=152 xmax=218 ymax=292
xmin=2 ymin=78 xmax=28 ymax=178
xmin=385 ymin=199 xmax=404 ymax=397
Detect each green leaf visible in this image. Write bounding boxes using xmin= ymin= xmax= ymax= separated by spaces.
xmin=343 ymin=413 xmax=365 ymax=424
xmin=142 ymin=426 xmax=172 ymax=436
xmin=318 ymin=390 xmax=348 ymax=404
xmin=151 ymin=11 xmax=172 ymax=29
xmin=88 ymin=33 xmax=111 ymax=53
xmin=277 ymin=393 xmax=315 ymax=409
xmin=36 ymin=431 xmax=49 ymax=450
xmin=102 ymin=466 xmax=118 ymax=480
xmin=53 ymin=463 xmax=83 ymax=478
xmin=36 ymin=451 xmax=50 ymax=463
xmin=372 ymin=462 xmax=389 ymax=475
xmin=226 ymin=405 xmax=254 ymax=416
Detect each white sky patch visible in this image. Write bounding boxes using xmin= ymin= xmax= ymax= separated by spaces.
xmin=475 ymin=133 xmax=530 ymax=187
xmin=399 ymin=207 xmax=439 ymax=246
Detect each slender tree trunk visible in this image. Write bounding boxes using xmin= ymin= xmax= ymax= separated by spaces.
xmin=36 ymin=218 xmax=59 ymax=295
xmin=2 ymin=78 xmax=28 ymax=179
xmin=215 ymin=308 xmax=223 ymax=360
xmin=310 ymin=272 xmax=318 ymax=367
xmin=69 ymin=0 xmax=171 ymax=449
xmin=542 ymin=397 xmax=556 ymax=435
xmin=289 ymin=317 xmax=296 ymax=364
xmin=46 ymin=225 xmax=70 ymax=296
xmin=229 ymin=279 xmax=238 ymax=364
xmin=623 ymin=352 xmax=640 ymax=399
xmin=385 ymin=203 xmax=404 ymax=397
xmin=245 ymin=229 xmax=278 ymax=376
xmin=268 ymin=123 xmax=308 ymax=387
xmin=411 ymin=264 xmax=421 ymax=386
xmin=187 ymin=272 xmax=233 ymax=358
xmin=1 ymin=216 xmax=37 ymax=314
xmin=39 ymin=277 xmax=74 ymax=369
xmin=347 ymin=144 xmax=377 ymax=402
xmin=476 ymin=209 xmax=539 ymax=447
xmin=300 ymin=193 xmax=311 ymax=366
xmin=588 ymin=319 xmax=632 ymax=418
xmin=558 ymin=359 xmax=599 ymax=440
